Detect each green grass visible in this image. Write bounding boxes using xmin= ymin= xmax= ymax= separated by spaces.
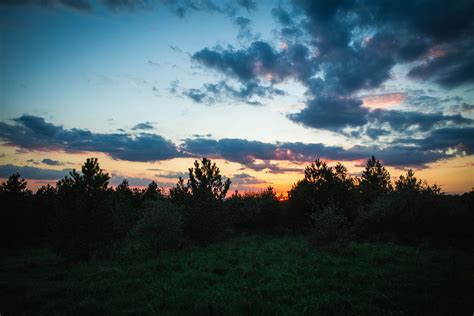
xmin=1 ymin=236 xmax=473 ymax=315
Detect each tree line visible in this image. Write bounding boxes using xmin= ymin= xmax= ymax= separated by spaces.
xmin=1 ymin=156 xmax=473 ymax=261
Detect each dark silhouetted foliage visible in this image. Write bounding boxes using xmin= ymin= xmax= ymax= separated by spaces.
xmin=359 ymin=156 xmax=392 ymax=204
xmin=355 ymin=169 xmax=473 ymax=246
xmin=50 ymin=158 xmax=112 ymax=261
xmin=170 ymin=158 xmax=232 ymax=244
xmin=287 ymin=159 xmax=356 ymax=231
xmin=227 ymin=186 xmax=284 ymax=233
xmin=130 ymin=200 xmax=185 ymax=254
xmin=2 ymin=156 xmax=472 ymax=259
xmin=0 ymin=173 xmax=34 ymax=247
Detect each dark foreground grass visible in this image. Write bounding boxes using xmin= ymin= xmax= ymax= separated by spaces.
xmin=1 ymin=236 xmax=473 ymax=315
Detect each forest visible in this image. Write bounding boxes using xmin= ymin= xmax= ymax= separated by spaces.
xmin=1 ymin=157 xmax=473 ymax=314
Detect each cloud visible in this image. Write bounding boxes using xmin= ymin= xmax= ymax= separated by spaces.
xmin=102 ymin=0 xmax=154 ymax=12
xmin=288 ymin=97 xmax=369 ymax=131
xmin=1 ymin=0 xmax=256 ymax=16
xmin=110 ymin=174 xmax=171 ymax=187
xmin=180 ymin=136 xmax=468 ymax=168
xmin=288 ymin=95 xmax=473 ymax=133
xmin=157 ymin=171 xmax=189 ymax=179
xmin=192 ymin=41 xmax=315 ymax=83
xmin=236 ymin=0 xmax=255 ymax=11
xmin=1 ymin=115 xmax=471 ymax=169
xmin=42 ymin=158 xmax=64 ymax=166
xmin=234 ymin=16 xmax=259 ymax=42
xmin=0 ymin=115 xmax=183 ymax=162
xmin=183 ymin=80 xmax=285 ymax=105
xmin=132 ymin=122 xmax=155 ymax=130
xmin=1 ymin=0 xmax=93 ymax=12
xmin=365 ymin=128 xmax=390 ymax=140
xmin=231 ymin=172 xmax=267 ymax=186
xmin=403 ymin=127 xmax=474 ymax=154
xmin=368 ymin=109 xmax=473 ymax=132
xmin=407 ymin=39 xmax=474 ymax=88
xmin=0 ymin=164 xmax=71 ymax=180
xmin=189 ymin=0 xmax=474 ymax=139
xmin=102 ymin=0 xmax=254 ymax=16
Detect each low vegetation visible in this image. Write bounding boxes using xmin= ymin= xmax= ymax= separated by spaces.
xmin=2 ymin=236 xmax=473 ymax=315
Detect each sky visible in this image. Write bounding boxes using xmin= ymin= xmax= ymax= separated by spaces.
xmin=0 ymin=0 xmax=473 ymax=194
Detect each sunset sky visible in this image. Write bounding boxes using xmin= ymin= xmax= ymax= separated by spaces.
xmin=1 ymin=0 xmax=473 ymax=194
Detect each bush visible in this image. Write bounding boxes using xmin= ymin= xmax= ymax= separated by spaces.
xmin=310 ymin=204 xmax=349 ymax=246
xmin=287 ymin=159 xmax=357 ymax=232
xmin=354 ymin=191 xmax=474 ymax=246
xmin=130 ymin=200 xmax=185 ymax=254
xmin=182 ymin=198 xmax=228 ymax=245
xmin=227 ymin=187 xmax=283 ymax=233
xmin=106 ymin=187 xmax=139 ymax=239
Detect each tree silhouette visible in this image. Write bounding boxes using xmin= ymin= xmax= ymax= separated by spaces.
xmin=288 ymin=158 xmax=356 ymax=229
xmin=1 ymin=173 xmax=29 ymax=195
xmin=57 ymin=158 xmax=110 ymax=194
xmin=116 ymin=179 xmax=131 ymax=193
xmin=143 ymin=181 xmax=163 ymax=201
xmin=52 ymin=158 xmax=112 ymax=260
xmin=395 ymin=169 xmax=423 ymax=192
xmin=0 ymin=173 xmax=32 ymax=247
xmin=359 ymin=156 xmax=392 ymax=203
xmin=171 ymin=158 xmax=231 ymax=201
xmin=169 ymin=158 xmax=232 ymax=244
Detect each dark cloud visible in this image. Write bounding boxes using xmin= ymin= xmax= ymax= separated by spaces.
xmin=0 ymin=115 xmax=183 ymax=162
xmin=234 ymin=16 xmax=256 ymax=42
xmin=102 ymin=0 xmax=153 ymax=12
xmin=110 ymin=174 xmax=171 ymax=187
xmin=236 ymin=0 xmax=255 ymax=11
xmin=0 ymin=164 xmax=70 ymax=180
xmin=369 ymin=109 xmax=473 ymax=132
xmin=1 ymin=115 xmax=471 ymax=169
xmin=405 ymin=127 xmax=474 ymax=154
xmin=42 ymin=158 xmax=64 ymax=166
xmin=102 ymin=0 xmax=256 ymax=16
xmin=188 ymin=0 xmax=474 ymax=138
xmin=408 ymin=39 xmax=474 ymax=88
xmin=2 ymin=0 xmax=255 ymax=16
xmin=289 ymin=95 xmax=473 ymax=133
xmin=181 ymin=138 xmax=277 ymax=165
xmin=132 ymin=122 xmax=155 ymax=130
xmin=288 ymin=97 xmax=368 ymax=131
xmin=231 ymin=172 xmax=267 ymax=186
xmin=365 ymin=128 xmax=390 ymax=140
xmin=271 ymin=7 xmax=303 ymax=38
xmin=183 ymin=80 xmax=285 ymax=105
xmin=157 ymin=171 xmax=189 ymax=179
xmin=192 ymin=41 xmax=315 ymax=83
xmin=180 ymin=136 xmax=468 ymax=168
xmin=0 ymin=0 xmax=93 ymax=12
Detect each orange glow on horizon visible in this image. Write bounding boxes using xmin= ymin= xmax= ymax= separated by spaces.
xmin=1 ymin=147 xmax=473 ymax=195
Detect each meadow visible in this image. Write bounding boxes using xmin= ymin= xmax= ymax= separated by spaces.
xmin=2 ymin=235 xmax=473 ymax=315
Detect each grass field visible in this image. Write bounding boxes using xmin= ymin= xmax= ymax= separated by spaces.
xmin=1 ymin=236 xmax=473 ymax=315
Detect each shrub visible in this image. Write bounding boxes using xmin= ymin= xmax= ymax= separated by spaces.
xmin=310 ymin=204 xmax=349 ymax=246
xmin=354 ymin=191 xmax=474 ymax=245
xmin=228 ymin=187 xmax=283 ymax=233
xmin=287 ymin=159 xmax=357 ymax=232
xmin=182 ymin=198 xmax=227 ymax=245
xmin=130 ymin=200 xmax=185 ymax=254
